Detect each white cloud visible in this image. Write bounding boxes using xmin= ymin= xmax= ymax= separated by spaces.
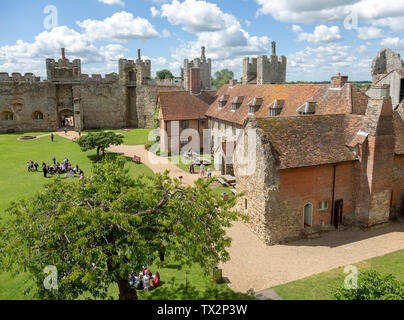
xmin=0 ymin=26 xmax=131 ymax=77
xmin=287 ymin=43 xmax=371 ymax=81
xmin=245 ymin=20 xmax=251 ymax=27
xmin=76 ymin=11 xmax=159 ymax=42
xmin=381 ymin=37 xmax=404 ymax=50
xmin=150 ymin=7 xmax=160 ymax=17
xmin=162 ymin=29 xmax=171 ymax=38
xmin=98 ymin=0 xmax=125 ymax=7
xmin=357 ymin=26 xmax=383 ymax=40
xmin=256 ymin=0 xmax=404 ymax=33
xmin=158 ymin=0 xmax=270 ymax=77
xmin=293 ymin=25 xmax=343 ymax=43
xmin=160 ymin=0 xmax=239 ymax=33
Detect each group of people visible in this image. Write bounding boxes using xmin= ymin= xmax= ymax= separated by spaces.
xmin=189 ymin=162 xmax=212 ymax=178
xmin=27 ymin=157 xmax=84 ymax=179
xmin=128 ymin=267 xmax=160 ymax=292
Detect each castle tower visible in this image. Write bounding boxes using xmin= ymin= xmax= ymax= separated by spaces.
xmin=46 ymin=48 xmax=81 ymax=82
xmin=242 ymin=41 xmax=287 ymax=85
xmin=135 ymin=49 xmax=152 ymax=86
xmin=184 ymin=47 xmax=212 ymax=91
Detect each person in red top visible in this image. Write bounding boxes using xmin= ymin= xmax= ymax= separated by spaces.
xmin=152 ymin=272 xmax=160 ymax=287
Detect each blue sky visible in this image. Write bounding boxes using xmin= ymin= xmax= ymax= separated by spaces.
xmin=1 ymin=0 xmax=404 ymax=81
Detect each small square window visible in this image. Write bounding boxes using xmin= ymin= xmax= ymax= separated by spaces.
xmin=319 ymin=201 xmax=329 ymax=211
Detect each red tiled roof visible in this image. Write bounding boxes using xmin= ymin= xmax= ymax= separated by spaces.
xmin=251 ymin=115 xmax=360 ymax=170
xmin=206 ymin=83 xmax=369 ymax=125
xmin=159 ymin=90 xmax=217 ymax=121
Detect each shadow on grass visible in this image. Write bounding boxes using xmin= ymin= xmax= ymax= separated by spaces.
xmin=138 ymin=280 xmax=255 ymax=301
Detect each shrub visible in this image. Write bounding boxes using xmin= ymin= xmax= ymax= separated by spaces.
xmin=333 ymin=270 xmax=404 ymax=300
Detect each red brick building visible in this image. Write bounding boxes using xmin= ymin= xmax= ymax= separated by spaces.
xmin=234 ymin=84 xmax=404 ymax=244
xmin=157 ymin=67 xmax=216 ymax=153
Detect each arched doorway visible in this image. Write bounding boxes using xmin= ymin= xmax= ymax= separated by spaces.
xmin=59 ymin=109 xmax=74 ymax=128
xmin=304 ymin=203 xmax=313 ymax=228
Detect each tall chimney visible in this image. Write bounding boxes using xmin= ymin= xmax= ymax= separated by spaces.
xmin=61 ymin=48 xmax=66 ymax=67
xmin=190 ymin=67 xmax=201 ymax=95
xmin=137 ymin=49 xmax=141 ymax=61
xmin=271 ymin=41 xmax=276 ymax=56
xmin=201 ymin=46 xmax=206 ymax=61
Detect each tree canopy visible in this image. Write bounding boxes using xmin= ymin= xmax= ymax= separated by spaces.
xmin=156 ymin=69 xmax=174 ymax=80
xmin=77 ymin=131 xmax=124 ymax=157
xmin=212 ymin=69 xmax=234 ymax=89
xmin=0 ymin=156 xmax=244 ymax=300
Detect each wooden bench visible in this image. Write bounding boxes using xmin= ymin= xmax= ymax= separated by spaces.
xmin=217 ymin=178 xmax=229 ymax=187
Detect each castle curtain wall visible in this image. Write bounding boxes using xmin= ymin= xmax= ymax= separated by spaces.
xmin=0 ymin=82 xmax=57 ymax=133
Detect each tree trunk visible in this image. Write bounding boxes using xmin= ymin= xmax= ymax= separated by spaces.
xmin=97 ymin=146 xmax=100 ymax=157
xmin=118 ymin=279 xmax=139 ymax=300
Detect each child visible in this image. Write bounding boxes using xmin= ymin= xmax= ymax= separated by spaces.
xmin=207 ymin=167 xmax=212 ymax=178
xmin=143 ymin=273 xmax=151 ymax=292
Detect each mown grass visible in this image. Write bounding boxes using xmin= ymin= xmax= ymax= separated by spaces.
xmin=0 ymin=132 xmax=152 ymax=300
xmin=0 ymin=131 xmax=248 ymax=300
xmin=271 ymin=250 xmax=404 ymax=300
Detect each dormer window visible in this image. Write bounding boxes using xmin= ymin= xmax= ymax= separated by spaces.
xmin=231 ymin=96 xmax=244 ymax=111
xmin=247 ymin=97 xmax=263 ymax=115
xmin=268 ymin=99 xmax=284 ymax=117
xmin=297 ymin=102 xmax=317 ymax=115
xmin=219 ymin=95 xmax=229 ymax=109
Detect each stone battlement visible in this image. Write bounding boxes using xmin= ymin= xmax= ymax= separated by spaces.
xmin=0 ymin=72 xmax=40 ymax=82
xmin=243 ymin=42 xmax=287 ymax=85
xmin=81 ymin=73 xmax=119 ymax=83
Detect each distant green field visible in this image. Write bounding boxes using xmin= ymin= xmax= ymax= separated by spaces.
xmin=271 ymin=250 xmax=404 ymax=300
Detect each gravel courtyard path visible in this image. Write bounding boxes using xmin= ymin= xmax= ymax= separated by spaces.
xmin=220 ymin=221 xmax=404 ymax=293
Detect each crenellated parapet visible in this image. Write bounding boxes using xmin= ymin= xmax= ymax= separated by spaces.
xmin=242 ymin=41 xmax=287 ymax=85
xmin=183 ymin=47 xmax=212 ymax=91
xmin=46 ymin=48 xmax=81 ymax=82
xmin=80 ymin=73 xmax=119 ymax=83
xmin=0 ymin=72 xmax=40 ymax=82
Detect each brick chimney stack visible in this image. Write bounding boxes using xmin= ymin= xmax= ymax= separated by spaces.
xmin=190 ymin=67 xmax=201 ymax=95
xmin=331 ymin=73 xmax=348 ymax=88
xmin=61 ymin=48 xmax=67 ymax=67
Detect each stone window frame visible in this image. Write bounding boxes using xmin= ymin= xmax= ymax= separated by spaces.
xmin=32 ymin=110 xmax=44 ymax=120
xmin=1 ymin=111 xmax=14 ymax=121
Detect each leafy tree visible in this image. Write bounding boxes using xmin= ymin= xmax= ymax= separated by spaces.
xmin=0 ymin=156 xmax=244 ymax=300
xmin=212 ymin=69 xmax=234 ymax=89
xmin=77 ymin=131 xmax=124 ymax=157
xmin=333 ymin=270 xmax=404 ymax=300
xmin=156 ymin=69 xmax=174 ymax=80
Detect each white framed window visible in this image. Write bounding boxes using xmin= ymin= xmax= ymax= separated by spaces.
xmin=319 ymin=201 xmax=329 ymax=211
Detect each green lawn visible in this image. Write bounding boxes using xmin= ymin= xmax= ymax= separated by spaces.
xmin=0 ymin=131 xmax=248 ymax=300
xmin=271 ymin=250 xmax=404 ymax=300
xmin=84 ymin=129 xmax=152 ymax=145
xmin=0 ymin=132 xmax=152 ymax=300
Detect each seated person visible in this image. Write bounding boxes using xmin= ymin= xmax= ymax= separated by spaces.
xmin=135 ymin=274 xmax=144 ymax=290
xmin=152 ymin=272 xmax=160 ymax=287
